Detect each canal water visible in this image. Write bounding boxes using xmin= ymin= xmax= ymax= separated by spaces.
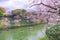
xmin=0 ymin=24 xmax=45 ymax=40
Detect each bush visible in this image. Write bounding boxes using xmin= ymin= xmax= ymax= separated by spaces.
xmin=37 ymin=35 xmax=49 ymax=40
xmin=46 ymin=23 xmax=60 ymax=40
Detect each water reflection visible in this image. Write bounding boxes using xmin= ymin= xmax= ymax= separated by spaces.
xmin=0 ymin=24 xmax=45 ymax=40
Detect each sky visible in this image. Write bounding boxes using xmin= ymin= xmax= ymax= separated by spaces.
xmin=0 ymin=0 xmax=59 ymax=13
xmin=0 ymin=0 xmax=31 ymax=12
xmin=0 ymin=0 xmax=43 ymax=13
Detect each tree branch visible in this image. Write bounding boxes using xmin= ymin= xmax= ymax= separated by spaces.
xmin=30 ymin=3 xmax=57 ymax=10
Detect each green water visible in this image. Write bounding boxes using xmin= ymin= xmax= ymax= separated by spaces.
xmin=0 ymin=24 xmax=44 ymax=40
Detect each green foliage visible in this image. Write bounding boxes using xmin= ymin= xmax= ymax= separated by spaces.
xmin=21 ymin=9 xmax=26 ymax=13
xmin=0 ymin=7 xmax=6 ymax=16
xmin=46 ymin=23 xmax=60 ymax=40
xmin=0 ymin=20 xmax=3 ymax=28
xmin=37 ymin=35 xmax=49 ymax=40
xmin=0 ymin=11 xmax=3 ymax=16
xmin=11 ymin=9 xmax=26 ymax=15
xmin=12 ymin=9 xmax=21 ymax=14
xmin=20 ymin=20 xmax=32 ymax=26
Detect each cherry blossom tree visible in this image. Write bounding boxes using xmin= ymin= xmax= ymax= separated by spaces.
xmin=28 ymin=0 xmax=60 ymax=24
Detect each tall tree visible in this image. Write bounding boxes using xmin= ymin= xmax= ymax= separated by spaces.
xmin=11 ymin=9 xmax=26 ymax=15
xmin=0 ymin=7 xmax=6 ymax=16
